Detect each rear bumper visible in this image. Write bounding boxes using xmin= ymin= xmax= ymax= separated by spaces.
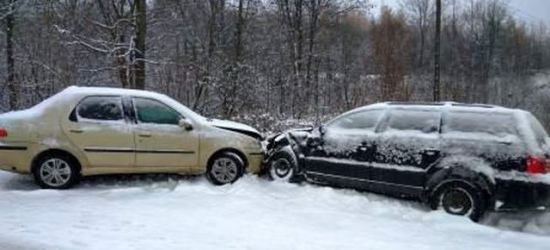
xmin=494 ymin=176 xmax=550 ymax=211
xmin=0 ymin=145 xmax=32 ymax=174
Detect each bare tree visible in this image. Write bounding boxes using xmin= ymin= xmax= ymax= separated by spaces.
xmin=4 ymin=0 xmax=17 ymax=110
xmin=134 ymin=0 xmax=147 ymax=89
xmin=369 ymin=7 xmax=412 ymax=101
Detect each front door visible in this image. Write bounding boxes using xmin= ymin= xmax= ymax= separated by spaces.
xmin=131 ymin=97 xmax=199 ymax=170
xmin=304 ymin=109 xmax=384 ymax=189
xmin=63 ymin=95 xmax=135 ymax=168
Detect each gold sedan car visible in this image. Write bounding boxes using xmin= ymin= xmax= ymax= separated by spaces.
xmin=0 ymin=86 xmax=264 ymax=189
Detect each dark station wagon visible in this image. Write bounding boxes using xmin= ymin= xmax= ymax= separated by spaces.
xmin=264 ymin=102 xmax=550 ymax=221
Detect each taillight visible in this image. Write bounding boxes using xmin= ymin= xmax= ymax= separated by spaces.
xmin=0 ymin=127 xmax=7 ymax=138
xmin=526 ymin=156 xmax=548 ymax=174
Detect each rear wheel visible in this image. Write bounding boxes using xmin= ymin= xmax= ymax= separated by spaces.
xmin=33 ymin=154 xmax=80 ymax=189
xmin=429 ymin=180 xmax=486 ymax=222
xmin=206 ymin=152 xmax=244 ymax=185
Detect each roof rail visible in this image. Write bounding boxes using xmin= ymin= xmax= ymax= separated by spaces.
xmin=387 ymin=102 xmax=445 ymax=106
xmin=385 ymin=101 xmax=506 ymax=109
xmin=451 ymin=103 xmax=497 ymax=108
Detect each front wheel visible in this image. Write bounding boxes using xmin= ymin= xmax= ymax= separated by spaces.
xmin=206 ymin=152 xmax=245 ymax=185
xmin=266 ymin=149 xmax=301 ymax=183
xmin=429 ymin=180 xmax=486 ymax=222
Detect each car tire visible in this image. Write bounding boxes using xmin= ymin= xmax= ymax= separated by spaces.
xmin=206 ymin=152 xmax=245 ymax=185
xmin=33 ymin=153 xmax=80 ymax=189
xmin=429 ymin=180 xmax=486 ymax=222
xmin=266 ymin=149 xmax=302 ymax=183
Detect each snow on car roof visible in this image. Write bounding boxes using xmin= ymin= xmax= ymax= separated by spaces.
xmin=61 ymin=85 xmax=167 ymax=98
xmin=60 ymin=86 xmax=207 ymax=121
xmin=0 ymin=86 xmax=206 ymax=122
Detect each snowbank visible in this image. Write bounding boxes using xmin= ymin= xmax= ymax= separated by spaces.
xmin=1 ymin=172 xmax=550 ymax=250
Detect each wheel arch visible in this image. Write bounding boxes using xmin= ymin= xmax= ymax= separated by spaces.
xmin=31 ymin=148 xmax=82 ymax=174
xmin=424 ymin=158 xmax=496 ymax=206
xmin=207 ymin=148 xmax=248 ymax=170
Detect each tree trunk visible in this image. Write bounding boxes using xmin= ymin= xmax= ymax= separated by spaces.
xmin=134 ymin=0 xmax=147 ymax=90
xmin=433 ymin=0 xmax=441 ymax=102
xmin=6 ymin=0 xmax=17 ymax=110
xmin=224 ymin=0 xmax=246 ymax=118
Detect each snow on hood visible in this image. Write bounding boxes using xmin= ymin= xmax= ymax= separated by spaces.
xmin=208 ymin=119 xmax=262 ymax=140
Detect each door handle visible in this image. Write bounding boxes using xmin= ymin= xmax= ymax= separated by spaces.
xmin=139 ymin=133 xmax=152 ymax=138
xmin=358 ymin=142 xmax=369 ymax=151
xmin=424 ymin=149 xmax=438 ymax=156
xmin=497 ymin=141 xmax=513 ymax=146
xmin=69 ymin=129 xmax=84 ymax=134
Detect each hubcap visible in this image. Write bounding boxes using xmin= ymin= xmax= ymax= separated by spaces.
xmin=211 ymin=157 xmax=238 ymax=184
xmin=270 ymin=158 xmax=293 ymax=180
xmin=40 ymin=158 xmax=72 ymax=187
xmin=441 ymin=188 xmax=473 ymax=215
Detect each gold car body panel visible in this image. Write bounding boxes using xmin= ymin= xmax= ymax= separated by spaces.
xmin=62 ymin=120 xmax=135 ymax=168
xmin=0 ymin=87 xmax=263 ymax=178
xmin=196 ymin=126 xmax=264 ymax=173
xmin=133 ymin=123 xmax=200 ymax=169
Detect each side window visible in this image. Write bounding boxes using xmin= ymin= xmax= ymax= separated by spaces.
xmin=527 ymin=113 xmax=550 ymax=150
xmin=76 ymin=96 xmax=124 ymax=121
xmin=133 ymin=98 xmax=181 ymax=125
xmin=328 ymin=110 xmax=383 ymax=131
xmin=387 ymin=109 xmax=440 ymax=134
xmin=444 ymin=111 xmax=518 ymax=137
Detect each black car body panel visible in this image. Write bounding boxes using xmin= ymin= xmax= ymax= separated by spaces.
xmin=264 ymin=102 xmax=550 ymax=211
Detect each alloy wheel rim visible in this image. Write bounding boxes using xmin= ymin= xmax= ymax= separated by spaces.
xmin=40 ymin=158 xmax=72 ymax=187
xmin=271 ymin=158 xmax=293 ymax=180
xmin=211 ymin=157 xmax=238 ymax=184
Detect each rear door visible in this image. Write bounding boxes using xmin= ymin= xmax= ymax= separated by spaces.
xmin=304 ymin=109 xmax=384 ymax=189
xmin=63 ymin=95 xmax=135 ymax=168
xmin=131 ymin=97 xmax=199 ymax=170
xmin=372 ymin=108 xmax=441 ymax=196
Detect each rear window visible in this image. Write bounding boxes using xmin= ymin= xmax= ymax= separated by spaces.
xmin=527 ymin=113 xmax=550 ymax=150
xmin=77 ymin=96 xmax=124 ymax=121
xmin=443 ymin=111 xmax=517 ymax=137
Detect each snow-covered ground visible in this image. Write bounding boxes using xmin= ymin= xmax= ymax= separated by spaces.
xmin=1 ymin=171 xmax=550 ymax=250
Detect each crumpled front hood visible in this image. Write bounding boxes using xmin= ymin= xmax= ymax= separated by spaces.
xmin=208 ymin=119 xmax=263 ymax=140
xmin=265 ymin=126 xmax=316 ymax=152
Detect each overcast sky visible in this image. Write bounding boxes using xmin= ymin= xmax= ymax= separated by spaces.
xmin=372 ymin=0 xmax=550 ymax=25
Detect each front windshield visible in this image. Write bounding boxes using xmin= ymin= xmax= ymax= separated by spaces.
xmin=160 ymin=94 xmax=206 ymax=123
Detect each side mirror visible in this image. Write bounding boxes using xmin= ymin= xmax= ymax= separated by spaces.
xmin=179 ymin=118 xmax=193 ymax=131
xmin=422 ymin=125 xmax=438 ymax=134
